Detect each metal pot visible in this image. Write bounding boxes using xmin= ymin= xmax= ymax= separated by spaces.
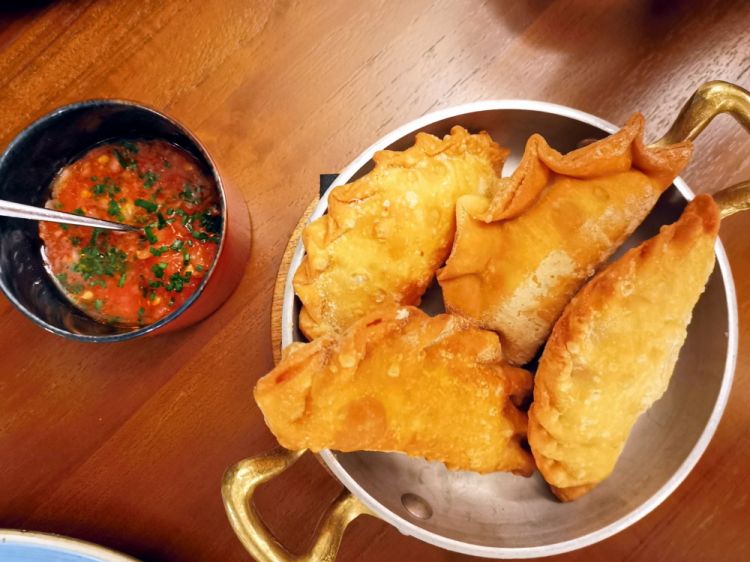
xmin=223 ymin=81 xmax=747 ymax=560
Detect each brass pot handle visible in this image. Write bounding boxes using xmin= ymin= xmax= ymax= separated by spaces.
xmin=222 ymin=447 xmax=373 ymax=562
xmin=655 ymin=80 xmax=750 ymax=218
xmin=655 ymin=80 xmax=750 ymax=146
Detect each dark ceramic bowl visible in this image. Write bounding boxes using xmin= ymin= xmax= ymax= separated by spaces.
xmin=0 ymin=100 xmax=251 ymax=342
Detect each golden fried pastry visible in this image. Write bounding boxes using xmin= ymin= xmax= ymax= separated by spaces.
xmin=255 ymin=306 xmax=534 ymax=475
xmin=528 ymin=195 xmax=720 ymax=501
xmin=294 ymin=126 xmax=508 ymax=340
xmin=438 ymin=114 xmax=693 ymax=365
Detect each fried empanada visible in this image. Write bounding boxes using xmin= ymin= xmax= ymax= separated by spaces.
xmin=255 ymin=306 xmax=534 ymax=475
xmin=438 ymin=114 xmax=693 ymax=365
xmin=294 ymin=126 xmax=508 ymax=340
xmin=528 ymin=195 xmax=720 ymax=501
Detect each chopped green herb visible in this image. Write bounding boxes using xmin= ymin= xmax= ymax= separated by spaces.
xmin=119 ymin=140 xmax=139 ymax=153
xmin=60 ymin=224 xmax=69 ymax=231
xmin=149 ymin=245 xmax=169 ymax=256
xmin=149 ymin=280 xmax=163 ymax=288
xmin=107 ymin=199 xmax=124 ymax=220
xmin=107 ymin=316 xmax=122 ymax=325
xmin=119 ymin=197 xmax=126 ymax=203
xmin=180 ymin=182 xmax=202 ymax=205
xmin=73 ymin=208 xmax=85 ymax=216
xmin=149 ymin=291 xmax=157 ymax=302
xmin=135 ymin=198 xmax=158 ymax=213
xmin=114 ymin=149 xmax=138 ymax=170
xmin=118 ymin=272 xmax=127 ymax=287
xmin=92 ymin=178 xmax=121 ymax=197
xmin=156 ymin=212 xmax=167 ymax=229
xmin=165 ymin=270 xmax=192 ymax=292
xmin=182 ymin=248 xmax=190 ymax=265
xmin=67 ymin=283 xmax=84 ymax=295
xmin=90 ymin=228 xmax=102 ymax=245
xmin=141 ymin=171 xmax=158 ymax=189
xmin=53 ymin=201 xmax=64 ymax=210
xmin=56 ymin=273 xmax=68 ymax=285
xmin=166 ymin=208 xmax=175 ymax=216
xmin=137 ymin=307 xmax=145 ymax=324
xmin=170 ymin=239 xmax=183 ymax=251
xmin=89 ymin=279 xmax=107 ymax=288
xmin=70 ymin=236 xmax=82 ymax=246
xmin=199 ymin=207 xmax=222 ymax=234
xmin=90 ymin=176 xmax=98 ymax=182
xmin=195 ymin=265 xmax=204 ymax=272
xmin=174 ymin=208 xmax=190 ymax=226
xmin=163 ymin=160 xmax=171 ymax=168
xmin=168 ymin=297 xmax=175 ymax=307
xmin=94 ymin=299 xmax=104 ymax=311
xmin=72 ymin=237 xmax=127 ymax=280
xmin=151 ymin=262 xmax=168 ymax=278
xmin=144 ymin=225 xmax=157 ymax=244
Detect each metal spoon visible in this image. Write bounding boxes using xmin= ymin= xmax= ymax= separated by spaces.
xmin=0 ymin=199 xmax=141 ymax=233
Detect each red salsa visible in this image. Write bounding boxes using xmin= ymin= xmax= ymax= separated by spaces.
xmin=39 ymin=140 xmax=221 ymax=326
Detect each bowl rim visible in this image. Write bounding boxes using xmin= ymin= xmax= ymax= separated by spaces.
xmin=0 ymin=98 xmax=228 ymax=342
xmin=280 ymin=99 xmax=739 ymax=558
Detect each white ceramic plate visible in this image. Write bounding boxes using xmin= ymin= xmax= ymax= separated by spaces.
xmin=0 ymin=530 xmax=137 ymax=562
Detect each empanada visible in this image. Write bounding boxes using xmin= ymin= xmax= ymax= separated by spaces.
xmin=255 ymin=306 xmax=534 ymax=475
xmin=294 ymin=126 xmax=508 ymax=340
xmin=438 ymin=114 xmax=693 ymax=365
xmin=528 ymin=195 xmax=720 ymax=500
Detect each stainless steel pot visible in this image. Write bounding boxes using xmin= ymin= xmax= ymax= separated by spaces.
xmin=223 ymin=81 xmax=748 ymax=560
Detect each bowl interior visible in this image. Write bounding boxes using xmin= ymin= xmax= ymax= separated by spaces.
xmin=283 ymin=106 xmax=735 ymax=555
xmin=0 ymin=101 xmax=219 ymax=340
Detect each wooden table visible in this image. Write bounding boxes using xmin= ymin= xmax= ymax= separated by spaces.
xmin=1 ymin=1 xmax=748 ymax=560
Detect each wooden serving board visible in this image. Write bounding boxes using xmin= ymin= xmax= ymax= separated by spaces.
xmin=270 ymin=197 xmax=319 ymax=364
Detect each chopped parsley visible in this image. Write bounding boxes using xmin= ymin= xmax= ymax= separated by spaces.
xmin=94 ymin=299 xmax=104 ymax=311
xmin=118 ymin=141 xmax=139 ymax=153
xmin=180 ymin=183 xmax=202 ymax=205
xmin=156 ymin=212 xmax=167 ymax=229
xmin=137 ymin=307 xmax=145 ymax=324
xmin=149 ymin=245 xmax=169 ymax=257
xmin=144 ymin=225 xmax=157 ymax=244
xmin=92 ymin=178 xmax=121 ymax=197
xmin=114 ymin=149 xmax=138 ymax=171
xmin=73 ymin=208 xmax=85 ymax=216
xmin=195 ymin=265 xmax=204 ymax=272
xmin=89 ymin=279 xmax=107 ymax=288
xmin=165 ymin=270 xmax=192 ymax=292
xmin=135 ymin=198 xmax=158 ymax=213
xmin=60 ymin=224 xmax=68 ymax=231
xmin=70 ymin=236 xmax=82 ymax=247
xmin=170 ymin=239 xmax=183 ymax=251
xmin=118 ymin=272 xmax=127 ymax=287
xmin=107 ymin=199 xmax=124 ymax=220
xmin=141 ymin=171 xmax=158 ymax=189
xmin=198 ymin=207 xmax=221 ymax=234
xmin=151 ymin=262 xmax=168 ymax=278
xmin=72 ymin=236 xmax=127 ymax=280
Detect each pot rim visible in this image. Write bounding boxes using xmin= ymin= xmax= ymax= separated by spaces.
xmin=281 ymin=99 xmax=739 ymax=558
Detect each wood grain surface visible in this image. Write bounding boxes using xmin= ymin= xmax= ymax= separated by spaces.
xmin=1 ymin=1 xmax=749 ymax=561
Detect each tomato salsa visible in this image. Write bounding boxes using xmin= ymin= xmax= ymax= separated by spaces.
xmin=39 ymin=140 xmax=221 ymax=326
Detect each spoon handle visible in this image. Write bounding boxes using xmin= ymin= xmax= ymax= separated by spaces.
xmin=0 ymin=199 xmax=140 ymax=232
